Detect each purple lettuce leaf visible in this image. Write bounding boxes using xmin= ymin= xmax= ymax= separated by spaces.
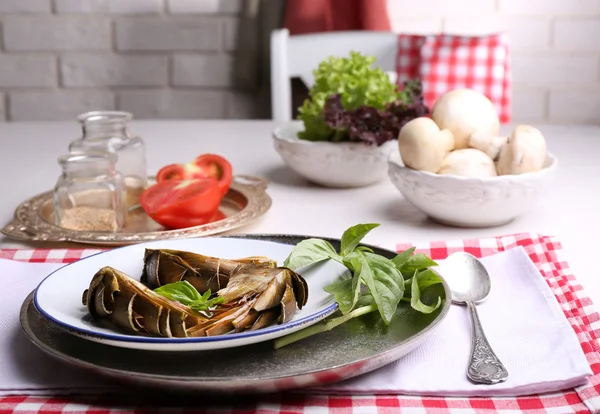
xmin=322 ymin=79 xmax=429 ymax=146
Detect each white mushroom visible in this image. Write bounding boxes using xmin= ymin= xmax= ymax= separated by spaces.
xmin=496 ymin=125 xmax=547 ymax=175
xmin=431 ymin=89 xmax=500 ymax=149
xmin=468 ymin=132 xmax=508 ymax=160
xmin=437 ymin=149 xmax=498 ymax=178
xmin=398 ymin=117 xmax=455 ymax=173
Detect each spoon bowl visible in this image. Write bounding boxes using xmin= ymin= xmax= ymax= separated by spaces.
xmin=441 ymin=252 xmax=491 ymax=304
xmin=438 ymin=252 xmax=509 ymax=385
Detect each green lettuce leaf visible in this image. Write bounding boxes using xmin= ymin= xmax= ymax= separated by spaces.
xmin=297 ymin=52 xmax=405 ymax=142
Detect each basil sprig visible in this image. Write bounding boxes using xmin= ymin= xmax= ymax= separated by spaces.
xmin=154 ymin=280 xmax=224 ymax=313
xmin=276 ymin=223 xmax=443 ymax=348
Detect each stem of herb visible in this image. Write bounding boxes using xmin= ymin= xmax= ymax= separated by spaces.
xmin=332 ymin=129 xmax=346 ymax=142
xmin=273 ymin=304 xmax=378 ymax=349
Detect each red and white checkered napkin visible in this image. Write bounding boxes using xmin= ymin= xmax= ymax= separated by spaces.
xmin=314 ymin=246 xmax=592 ymax=396
xmin=396 ymin=33 xmax=512 ymax=123
xmin=1 ymin=232 xmax=599 ymax=414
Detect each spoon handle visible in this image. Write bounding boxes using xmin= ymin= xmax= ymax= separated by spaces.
xmin=466 ymin=301 xmax=509 ymax=384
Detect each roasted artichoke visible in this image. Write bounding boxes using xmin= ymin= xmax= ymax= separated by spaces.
xmin=82 ymin=249 xmax=309 ymax=338
xmin=141 ymin=248 xmax=277 ymax=292
xmin=82 ymin=266 xmax=209 ymax=337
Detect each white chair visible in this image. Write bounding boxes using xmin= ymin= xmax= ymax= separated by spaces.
xmin=270 ymin=28 xmax=399 ymax=122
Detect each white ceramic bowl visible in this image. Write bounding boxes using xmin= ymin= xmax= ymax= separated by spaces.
xmin=388 ymin=150 xmax=559 ymax=228
xmin=273 ymin=121 xmax=397 ymax=188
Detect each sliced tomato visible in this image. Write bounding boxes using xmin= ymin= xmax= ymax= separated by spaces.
xmin=210 ymin=210 xmax=227 ymax=222
xmin=156 ymin=163 xmax=204 ymax=182
xmin=156 ymin=154 xmax=233 ymax=197
xmin=140 ymin=178 xmax=222 ymax=230
xmin=156 ymin=164 xmax=187 ymax=181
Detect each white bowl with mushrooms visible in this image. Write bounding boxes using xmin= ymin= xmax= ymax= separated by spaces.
xmin=273 ymin=121 xmax=397 ymax=188
xmin=388 ymin=88 xmax=558 ymax=228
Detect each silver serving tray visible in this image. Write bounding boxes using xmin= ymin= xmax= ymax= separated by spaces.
xmin=2 ymin=175 xmax=272 ymax=246
xmin=19 ymin=235 xmax=451 ymax=394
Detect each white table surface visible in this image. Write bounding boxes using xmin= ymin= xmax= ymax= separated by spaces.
xmin=0 ymin=120 xmax=598 ymax=303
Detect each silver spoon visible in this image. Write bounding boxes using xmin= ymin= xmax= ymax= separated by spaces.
xmin=440 ymin=252 xmax=509 ymax=384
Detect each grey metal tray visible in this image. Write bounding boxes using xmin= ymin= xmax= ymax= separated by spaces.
xmin=19 ymin=234 xmax=451 ymax=394
xmin=2 ymin=175 xmax=272 ymax=246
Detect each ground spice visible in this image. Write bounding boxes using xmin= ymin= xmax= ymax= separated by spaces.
xmin=59 ymin=206 xmax=118 ymax=232
xmin=125 ymin=185 xmax=145 ymax=209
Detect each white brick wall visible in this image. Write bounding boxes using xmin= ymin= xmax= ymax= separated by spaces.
xmin=4 ymin=17 xmax=112 ymax=51
xmin=0 ymin=56 xmax=57 ymax=87
xmin=55 ymin=0 xmax=163 ymax=14
xmin=60 ymin=55 xmax=169 ymax=87
xmin=115 ymin=19 xmax=222 ymax=51
xmin=0 ymin=0 xmax=597 ymax=123
xmin=118 ymin=90 xmax=225 ymax=119
xmin=10 ymin=90 xmax=114 ymax=121
xmin=0 ymin=0 xmax=50 ymax=13
xmin=167 ymin=0 xmax=242 ymax=14
xmin=172 ymin=54 xmax=233 ymax=87
xmin=0 ymin=0 xmax=238 ymax=121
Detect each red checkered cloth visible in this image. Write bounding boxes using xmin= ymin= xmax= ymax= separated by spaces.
xmin=396 ymin=33 xmax=512 ymax=123
xmin=1 ymin=233 xmax=599 ymax=414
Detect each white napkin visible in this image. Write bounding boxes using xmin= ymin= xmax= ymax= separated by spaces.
xmin=0 ymin=259 xmax=115 ymax=396
xmin=0 ymin=248 xmax=593 ymax=397
xmin=315 ymin=247 xmax=593 ymax=397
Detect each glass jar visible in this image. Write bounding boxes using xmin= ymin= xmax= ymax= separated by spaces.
xmin=69 ymin=111 xmax=148 ymax=208
xmin=54 ymin=151 xmax=127 ymax=232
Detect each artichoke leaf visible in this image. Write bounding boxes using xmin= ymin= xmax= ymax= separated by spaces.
xmin=250 ymin=308 xmax=281 ymax=331
xmin=252 ymin=269 xmax=289 ymax=312
xmin=92 ymin=285 xmax=112 ymax=317
xmin=232 ymin=309 xmax=260 ymax=331
xmin=279 ymin=281 xmax=297 ymax=324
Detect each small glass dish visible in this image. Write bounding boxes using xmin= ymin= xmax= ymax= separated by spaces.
xmin=53 ymin=151 xmax=127 ymax=232
xmin=69 ymin=111 xmax=148 ymax=208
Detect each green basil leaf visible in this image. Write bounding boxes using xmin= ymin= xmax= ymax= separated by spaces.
xmin=336 ymin=252 xmax=365 ymax=313
xmin=283 ymin=238 xmax=342 ymax=270
xmin=391 ymin=247 xmax=416 ymax=269
xmin=347 ymin=256 xmax=365 ymax=312
xmin=154 ymin=281 xmax=224 ymax=312
xmin=402 ymin=269 xmax=443 ymax=299
xmin=357 ymin=252 xmax=405 ymax=324
xmin=401 ymin=253 xmax=438 ymax=273
xmin=365 ymin=252 xmax=405 ymax=315
xmin=154 ymin=280 xmax=202 ymax=306
xmin=415 ymin=269 xmax=443 ymax=291
xmin=342 ymin=252 xmax=358 ymax=272
xmin=356 ymin=292 xmax=375 ymax=307
xmin=410 ymin=270 xmax=442 ymax=314
xmin=189 ymin=295 xmax=224 ymax=312
xmin=355 ymin=246 xmax=374 ymax=253
xmin=403 ymin=276 xmax=413 ymax=291
xmin=340 ymin=223 xmax=380 ymax=257
xmin=324 ymin=275 xmax=355 ymax=314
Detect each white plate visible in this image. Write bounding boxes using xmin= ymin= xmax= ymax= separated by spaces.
xmin=34 ymin=237 xmax=346 ymax=351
